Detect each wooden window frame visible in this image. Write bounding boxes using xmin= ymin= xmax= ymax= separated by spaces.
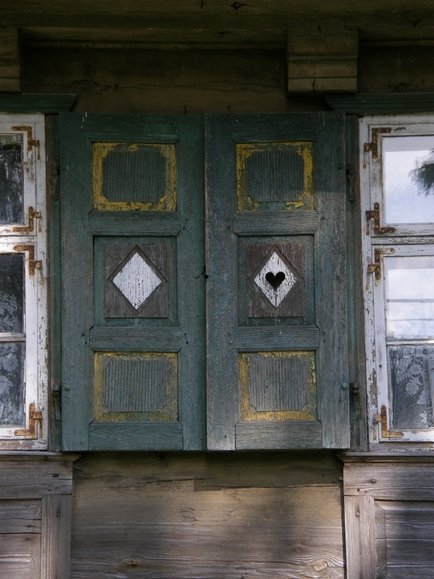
xmin=360 ymin=114 xmax=434 ymax=445
xmin=0 ymin=115 xmax=48 ymax=449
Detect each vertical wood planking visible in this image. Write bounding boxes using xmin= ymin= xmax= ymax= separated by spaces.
xmin=60 ymin=113 xmax=94 ymax=450
xmin=344 ymin=495 xmax=377 ymax=579
xmin=41 ymin=495 xmax=72 ymax=579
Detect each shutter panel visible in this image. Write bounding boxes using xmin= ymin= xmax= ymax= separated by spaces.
xmin=60 ymin=114 xmax=205 ymax=450
xmin=206 ymin=113 xmax=349 ymax=450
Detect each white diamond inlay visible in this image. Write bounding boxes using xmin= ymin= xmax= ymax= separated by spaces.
xmin=112 ymin=251 xmax=162 ymax=310
xmin=254 ymin=251 xmax=297 ymax=308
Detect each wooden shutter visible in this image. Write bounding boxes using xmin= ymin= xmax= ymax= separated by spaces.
xmin=60 ymin=115 xmax=205 ymax=450
xmin=206 ymin=113 xmax=349 ymax=449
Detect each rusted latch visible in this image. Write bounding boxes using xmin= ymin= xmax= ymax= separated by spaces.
xmin=374 ymin=405 xmax=403 ymax=439
xmin=13 ymin=244 xmax=42 ymax=276
xmin=366 ymin=202 xmax=396 ymax=235
xmin=11 ymin=125 xmax=40 ymax=158
xmin=364 ymin=127 xmax=392 ymax=160
xmin=10 ymin=207 xmax=41 ymax=234
xmin=14 ymin=403 xmax=43 ymax=439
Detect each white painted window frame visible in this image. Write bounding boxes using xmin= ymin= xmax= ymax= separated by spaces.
xmin=0 ymin=115 xmax=47 ymax=449
xmin=360 ymin=115 xmax=434 ymax=444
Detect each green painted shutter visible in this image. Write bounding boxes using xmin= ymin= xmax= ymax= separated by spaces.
xmin=60 ymin=114 xmax=205 ymax=450
xmin=206 ymin=113 xmax=349 ymax=449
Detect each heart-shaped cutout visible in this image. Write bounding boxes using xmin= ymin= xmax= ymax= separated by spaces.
xmin=265 ymin=271 xmax=285 ymax=290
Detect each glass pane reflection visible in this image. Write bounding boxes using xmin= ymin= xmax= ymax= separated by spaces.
xmin=389 ymin=345 xmax=434 ymax=429
xmin=0 ymin=134 xmax=24 ymax=225
xmin=385 ymin=255 xmax=434 ymax=340
xmin=0 ymin=342 xmax=25 ymax=426
xmin=383 ymin=135 xmax=434 ymax=224
xmin=0 ymin=253 xmax=24 ymax=333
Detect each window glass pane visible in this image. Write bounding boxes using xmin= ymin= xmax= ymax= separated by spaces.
xmin=0 ymin=253 xmax=24 ymax=333
xmin=389 ymin=345 xmax=434 ymax=429
xmin=0 ymin=342 xmax=25 ymax=426
xmin=385 ymin=256 xmax=434 ymax=340
xmin=0 ymin=134 xmax=24 ymax=224
xmin=383 ymin=136 xmax=434 ymax=224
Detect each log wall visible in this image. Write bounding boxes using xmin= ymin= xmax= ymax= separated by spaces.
xmin=71 ymin=452 xmax=344 ymax=578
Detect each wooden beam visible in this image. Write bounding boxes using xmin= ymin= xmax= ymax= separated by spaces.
xmin=287 ymin=21 xmax=358 ymax=93
xmin=0 ymin=28 xmax=21 ymax=92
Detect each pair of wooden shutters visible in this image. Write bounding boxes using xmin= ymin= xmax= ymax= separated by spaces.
xmin=60 ymin=113 xmax=349 ymax=451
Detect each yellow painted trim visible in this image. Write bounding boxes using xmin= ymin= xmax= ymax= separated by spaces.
xmin=92 ymin=142 xmax=177 ymax=212
xmin=93 ymin=352 xmax=178 ymax=422
xmin=236 ymin=142 xmax=314 ymax=212
xmin=239 ymin=351 xmax=316 ymax=421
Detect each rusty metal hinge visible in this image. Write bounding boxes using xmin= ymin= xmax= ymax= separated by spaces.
xmin=364 ymin=127 xmax=392 ymax=160
xmin=367 ymin=247 xmax=395 ymax=280
xmin=13 ymin=244 xmax=42 ymax=276
xmin=366 ymin=202 xmax=396 ymax=235
xmin=14 ymin=403 xmax=43 ymax=439
xmin=11 ymin=125 xmax=41 ymax=159
xmin=10 ymin=207 xmax=41 ymax=234
xmin=374 ymin=405 xmax=403 ymax=439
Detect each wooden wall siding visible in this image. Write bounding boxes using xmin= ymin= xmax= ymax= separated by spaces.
xmin=344 ymin=459 xmax=434 ymax=579
xmin=22 ymin=47 xmax=325 ymax=114
xmin=0 ymin=455 xmax=75 ymax=578
xmin=287 ymin=24 xmax=358 ymax=93
xmin=71 ymin=452 xmax=344 ymax=578
xmin=0 ymin=28 xmax=20 ymax=93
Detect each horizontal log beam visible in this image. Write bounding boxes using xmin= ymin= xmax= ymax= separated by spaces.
xmin=0 ymin=28 xmax=21 ymax=92
xmin=287 ymin=21 xmax=358 ymax=93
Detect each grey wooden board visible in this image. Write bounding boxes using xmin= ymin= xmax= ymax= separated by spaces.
xmin=344 ymin=495 xmax=377 ymax=579
xmin=236 ymin=421 xmax=323 ymax=450
xmin=0 ymin=534 xmax=40 ymax=578
xmin=0 ymin=457 xmax=74 ymax=499
xmin=89 ymin=423 xmax=183 ymax=450
xmin=41 ymin=495 xmax=72 ymax=579
xmin=0 ymin=500 xmax=41 ymax=533
xmin=90 ymin=327 xmax=185 ymax=351
xmin=344 ymin=462 xmax=434 ymax=500
xmin=70 ymin=453 xmax=344 ymax=578
xmin=344 ymin=461 xmax=434 ymax=579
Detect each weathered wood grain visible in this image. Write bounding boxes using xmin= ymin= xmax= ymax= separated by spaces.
xmin=0 ymin=28 xmax=20 ymax=92
xmin=0 ymin=533 xmax=40 ymax=578
xmin=0 ymin=500 xmax=41 ymax=533
xmin=0 ymin=456 xmax=74 ymax=499
xmin=344 ymin=495 xmax=377 ymax=579
xmin=41 ymin=495 xmax=72 ymax=579
xmin=344 ymin=462 xmax=434 ymax=500
xmin=71 ymin=453 xmax=344 ymax=578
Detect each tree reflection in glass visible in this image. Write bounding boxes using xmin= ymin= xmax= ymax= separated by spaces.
xmin=382 ymin=136 xmax=434 ymax=224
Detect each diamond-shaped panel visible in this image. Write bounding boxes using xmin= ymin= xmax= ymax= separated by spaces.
xmin=254 ymin=251 xmax=297 ymax=308
xmin=112 ymin=251 xmax=162 ymax=310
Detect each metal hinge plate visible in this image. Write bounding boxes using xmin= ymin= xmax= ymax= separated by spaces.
xmin=14 ymin=403 xmax=43 ymax=439
xmin=366 ymin=202 xmax=396 ymax=235
xmin=11 ymin=125 xmax=41 ymax=158
xmin=13 ymin=244 xmax=42 ymax=276
xmin=374 ymin=405 xmax=403 ymax=439
xmin=10 ymin=206 xmax=42 ymax=234
xmin=364 ymin=127 xmax=392 ymax=160
xmin=367 ymin=247 xmax=395 ymax=280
